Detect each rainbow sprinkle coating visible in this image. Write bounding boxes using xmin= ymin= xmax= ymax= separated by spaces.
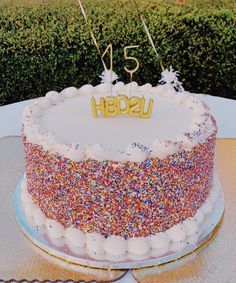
xmin=24 ymin=128 xmax=216 ymax=239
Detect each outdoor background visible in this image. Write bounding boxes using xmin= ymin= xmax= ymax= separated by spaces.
xmin=0 ymin=0 xmax=235 ymax=106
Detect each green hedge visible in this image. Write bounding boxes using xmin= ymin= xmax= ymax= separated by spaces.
xmin=0 ymin=0 xmax=235 ymax=105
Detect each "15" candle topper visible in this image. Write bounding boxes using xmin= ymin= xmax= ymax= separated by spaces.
xmin=77 ymin=1 xmax=154 ymax=119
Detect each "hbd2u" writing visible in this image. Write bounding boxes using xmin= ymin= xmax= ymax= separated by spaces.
xmin=91 ymin=95 xmax=154 ymax=118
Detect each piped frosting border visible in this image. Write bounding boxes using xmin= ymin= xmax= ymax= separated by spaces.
xmin=21 ymin=173 xmax=220 ymax=258
xmin=22 ymin=83 xmax=217 ymax=162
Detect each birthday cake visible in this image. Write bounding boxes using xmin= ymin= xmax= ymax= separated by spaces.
xmin=21 ymin=76 xmax=219 ymax=257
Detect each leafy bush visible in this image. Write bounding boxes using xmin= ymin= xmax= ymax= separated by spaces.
xmin=0 ymin=0 xmax=235 ymax=105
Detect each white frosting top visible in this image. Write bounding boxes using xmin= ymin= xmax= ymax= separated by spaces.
xmin=22 ymin=82 xmax=216 ymax=162
xmin=40 ymin=91 xmax=191 ymax=150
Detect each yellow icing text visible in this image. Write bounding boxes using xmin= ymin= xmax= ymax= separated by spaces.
xmin=91 ymin=95 xmax=154 ymax=118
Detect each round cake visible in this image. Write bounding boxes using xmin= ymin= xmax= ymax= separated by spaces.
xmin=21 ymin=81 xmax=218 ymax=256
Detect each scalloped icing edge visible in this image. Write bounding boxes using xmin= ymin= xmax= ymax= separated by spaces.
xmin=21 ymin=173 xmax=220 ymax=258
xmin=22 ymin=83 xmax=217 ymax=163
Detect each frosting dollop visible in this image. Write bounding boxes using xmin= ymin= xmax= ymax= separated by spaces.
xmin=45 ymin=219 xmax=65 ymax=239
xmin=201 ymin=200 xmax=213 ymax=214
xmin=24 ymin=200 xmax=36 ymax=217
xmin=170 ymin=240 xmax=186 ymax=252
xmin=151 ymin=140 xmax=178 ymax=158
xmin=34 ymin=208 xmax=46 ymax=226
xmin=183 ymin=218 xmax=199 ymax=236
xmin=166 ymin=223 xmax=186 ymax=242
xmin=86 ymin=232 xmax=105 ymax=253
xmin=65 ymin=227 xmax=86 ymax=247
xmin=150 ymin=232 xmax=170 ymax=249
xmin=61 ymin=87 xmax=79 ymax=98
xmin=186 ymin=233 xmax=199 ymax=246
xmin=79 ymin=84 xmax=94 ymax=95
xmin=126 ymin=143 xmax=148 ymax=162
xmin=104 ymin=235 xmax=126 ymax=256
xmin=127 ymin=237 xmax=150 ymax=255
xmin=45 ymin=90 xmax=59 ymax=104
xmin=86 ymin=144 xmax=105 ymax=161
xmin=64 ymin=143 xmax=85 ymax=162
xmin=194 ymin=210 xmax=205 ymax=224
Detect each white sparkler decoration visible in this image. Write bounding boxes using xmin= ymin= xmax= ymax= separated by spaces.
xmin=159 ymin=66 xmax=184 ymax=92
xmin=99 ymin=68 xmax=119 ymax=84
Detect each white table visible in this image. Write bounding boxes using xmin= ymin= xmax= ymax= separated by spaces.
xmin=0 ymin=95 xmax=236 ymax=283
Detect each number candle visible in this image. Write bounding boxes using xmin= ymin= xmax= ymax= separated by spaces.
xmin=124 ymin=45 xmax=139 ymax=97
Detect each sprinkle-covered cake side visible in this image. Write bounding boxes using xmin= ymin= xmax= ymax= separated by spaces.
xmin=23 ymin=90 xmax=217 ymax=238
